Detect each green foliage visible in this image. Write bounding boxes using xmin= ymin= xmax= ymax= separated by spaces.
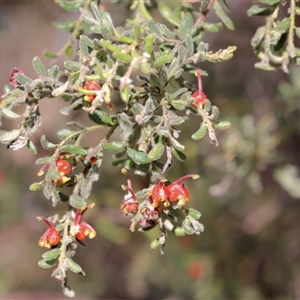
xmin=248 ymin=0 xmax=300 ymax=72
xmin=0 ymin=0 xmax=299 ymax=298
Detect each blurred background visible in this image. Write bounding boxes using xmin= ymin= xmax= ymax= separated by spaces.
xmin=1 ymin=1 xmax=300 ymax=299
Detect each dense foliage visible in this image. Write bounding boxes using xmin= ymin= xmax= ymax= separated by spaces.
xmin=0 ymin=0 xmax=299 ymax=298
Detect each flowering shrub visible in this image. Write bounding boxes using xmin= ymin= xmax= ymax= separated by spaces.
xmin=0 ymin=0 xmax=299 ymax=297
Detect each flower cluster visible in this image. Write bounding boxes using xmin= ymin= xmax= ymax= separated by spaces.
xmin=120 ymin=172 xmax=199 ymax=231
xmin=150 ymin=174 xmax=199 ymax=208
xmin=38 ymin=203 xmax=96 ymax=249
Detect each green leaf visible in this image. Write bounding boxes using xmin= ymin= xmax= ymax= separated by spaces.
xmin=0 ymin=129 xmax=21 ymax=143
xmin=145 ymin=34 xmax=154 ymax=55
xmin=38 ymin=258 xmax=57 ymax=269
xmin=42 ymin=249 xmax=61 ymax=260
xmin=214 ymin=120 xmax=231 ymax=130
xmin=79 ymin=35 xmax=93 ymax=57
xmin=56 ymin=0 xmax=84 ymax=11
xmin=158 ymin=3 xmax=181 ymax=26
xmin=117 ymin=112 xmax=133 ymax=140
xmin=53 ymin=20 xmax=76 ymax=32
xmin=159 ymin=24 xmax=175 ymax=39
xmin=188 ymin=208 xmax=202 ymax=219
xmin=191 ymin=122 xmax=207 ymax=140
xmin=57 ymin=128 xmax=77 ymax=140
xmin=148 ymin=143 xmax=165 ymax=161
xmin=29 ymin=182 xmax=44 ymax=191
xmin=254 ymin=62 xmax=275 ymax=71
xmin=210 ymin=106 xmax=220 ymax=121
xmin=247 ymin=5 xmax=274 ymax=16
xmin=127 ymin=148 xmax=151 ymax=165
xmin=174 ymin=227 xmax=186 ymax=236
xmin=185 ymin=34 xmax=194 ymax=56
xmin=40 ymin=135 xmax=57 ymax=150
xmin=1 ymin=108 xmax=21 ymax=120
xmin=148 ymin=20 xmax=161 ymax=37
xmin=171 ymin=147 xmax=186 ymax=161
xmin=48 ymin=65 xmax=60 ymax=80
xmin=179 ymin=13 xmax=194 ymax=37
xmin=203 ymin=22 xmax=223 ymax=33
xmin=66 ymin=45 xmax=73 ymax=59
xmin=213 ymin=1 xmax=234 ymax=30
xmin=35 ymin=156 xmax=52 ymax=165
xmin=66 ymin=257 xmax=85 ymax=275
xmin=32 ymin=56 xmax=46 ymax=76
xmin=112 ymin=51 xmax=133 ymax=63
xmin=64 ymin=60 xmax=81 ymax=72
xmin=60 ymin=145 xmax=88 ymax=156
xmin=69 ymin=194 xmax=86 ymax=208
xmin=15 ymin=73 xmax=32 ymax=85
xmin=102 ymin=141 xmax=126 ymax=153
xmin=44 ymin=50 xmax=58 ymax=59
xmin=169 ymin=136 xmax=185 ymax=152
xmin=27 ymin=140 xmax=37 ymax=154
xmin=91 ymin=1 xmax=103 ymax=20
xmin=92 ymin=110 xmax=114 ymax=125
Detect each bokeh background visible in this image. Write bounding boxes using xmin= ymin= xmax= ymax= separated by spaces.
xmin=1 ymin=1 xmax=300 ymax=299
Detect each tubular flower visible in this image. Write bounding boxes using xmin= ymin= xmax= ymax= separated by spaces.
xmin=165 ymin=174 xmax=199 ymax=206
xmin=73 ymin=203 xmax=97 ymax=241
xmin=151 ymin=182 xmax=168 ymax=207
xmin=192 ymin=71 xmax=207 ymax=107
xmin=121 ymin=186 xmax=139 ymax=216
xmin=83 ymin=80 xmax=100 ymax=102
xmin=37 ymin=216 xmax=60 ymax=248
xmin=120 ymin=169 xmax=139 ymax=215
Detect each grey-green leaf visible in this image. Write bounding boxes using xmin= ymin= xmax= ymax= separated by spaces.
xmin=191 ymin=122 xmax=207 ymax=140
xmin=214 ymin=1 xmax=234 ymax=30
xmin=214 ymin=120 xmax=231 ymax=130
xmin=32 ymin=56 xmax=46 ymax=76
xmin=127 ymin=148 xmax=151 ymax=165
xmin=42 ymin=249 xmax=61 ymax=260
xmin=148 ymin=143 xmax=165 ymax=161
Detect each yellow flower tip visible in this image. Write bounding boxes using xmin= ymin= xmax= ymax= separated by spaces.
xmin=36 ymin=216 xmax=43 ymax=221
xmin=178 ymin=199 xmax=188 ymax=207
xmin=37 ymin=170 xmax=44 ymax=177
xmin=121 ymin=168 xmax=129 ymax=175
xmin=87 ymin=231 xmax=97 ymax=239
xmin=192 ymin=174 xmax=200 ymax=180
xmin=107 ymin=103 xmax=115 ymax=111
xmin=121 ymin=184 xmax=127 ymax=191
xmin=38 ymin=241 xmax=51 ymax=248
xmin=87 ymin=202 xmax=95 ymax=209
xmin=60 ymin=175 xmax=70 ymax=184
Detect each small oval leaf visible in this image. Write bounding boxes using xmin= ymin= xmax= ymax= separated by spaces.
xmin=42 ymin=249 xmax=61 ymax=260
xmin=127 ymin=148 xmax=151 ymax=165
xmin=148 ymin=143 xmax=165 ymax=161
xmin=191 ymin=122 xmax=207 ymax=140
xmin=214 ymin=120 xmax=231 ymax=130
xmin=102 ymin=141 xmax=126 ymax=153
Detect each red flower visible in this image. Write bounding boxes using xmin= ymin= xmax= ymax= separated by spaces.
xmin=37 ymin=216 xmax=60 ymax=248
xmin=83 ymin=80 xmax=100 ymax=102
xmin=9 ymin=67 xmax=24 ymax=87
xmin=151 ymin=182 xmax=168 ymax=207
xmin=121 ymin=186 xmax=139 ymax=215
xmin=165 ymin=174 xmax=199 ymax=206
xmin=73 ymin=203 xmax=97 ymax=241
xmin=55 ymin=158 xmax=71 ymax=175
xmin=192 ymin=71 xmax=207 ymax=107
